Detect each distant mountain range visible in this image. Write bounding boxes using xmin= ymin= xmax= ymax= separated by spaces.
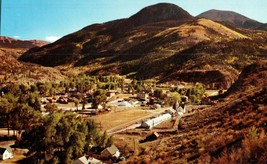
xmin=0 ymin=36 xmax=48 ymax=50
xmin=7 ymin=3 xmax=267 ymax=88
xmin=0 ymin=36 xmax=49 ymax=59
xmin=197 ymin=9 xmax=264 ymax=29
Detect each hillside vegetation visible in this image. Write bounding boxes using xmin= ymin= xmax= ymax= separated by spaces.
xmin=0 ymin=49 xmax=64 ymax=86
xmin=121 ymin=61 xmax=267 ymax=163
xmin=18 ymin=3 xmax=267 ymax=89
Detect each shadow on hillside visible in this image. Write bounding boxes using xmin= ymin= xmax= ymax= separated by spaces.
xmin=133 ymin=52 xmax=199 ymax=79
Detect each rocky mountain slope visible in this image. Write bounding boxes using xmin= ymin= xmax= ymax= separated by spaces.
xmin=197 ymin=9 xmax=264 ymax=30
xmin=19 ymin=3 xmax=267 ymax=89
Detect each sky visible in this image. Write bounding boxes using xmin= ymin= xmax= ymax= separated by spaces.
xmin=2 ymin=0 xmax=267 ymax=42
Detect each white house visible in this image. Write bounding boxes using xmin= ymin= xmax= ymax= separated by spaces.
xmin=0 ymin=146 xmax=13 ymax=160
xmin=101 ymin=145 xmax=120 ymax=159
xmin=73 ymin=156 xmax=88 ymax=164
xmin=177 ymin=107 xmax=184 ymax=116
xmin=88 ymin=157 xmax=102 ymax=164
xmin=73 ymin=156 xmax=102 ymax=164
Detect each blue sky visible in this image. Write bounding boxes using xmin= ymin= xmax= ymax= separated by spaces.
xmin=2 ymin=0 xmax=267 ymax=42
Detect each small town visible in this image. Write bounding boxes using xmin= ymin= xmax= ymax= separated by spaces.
xmin=0 ymin=74 xmax=216 ymax=163
xmin=1 ymin=0 xmax=267 ymax=163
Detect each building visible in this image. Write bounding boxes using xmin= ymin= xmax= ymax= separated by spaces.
xmin=0 ymin=146 xmax=13 ymax=160
xmin=165 ymin=108 xmax=177 ymax=116
xmin=88 ymin=157 xmax=102 ymax=164
xmin=140 ymin=131 xmax=160 ymax=143
xmin=177 ymin=107 xmax=184 ymax=116
xmin=101 ymin=145 xmax=120 ymax=159
xmin=137 ymin=92 xmax=149 ymax=101
xmin=106 ymin=90 xmax=119 ymax=99
xmin=141 ymin=113 xmax=172 ymax=129
xmin=145 ymin=132 xmax=159 ymax=141
xmin=73 ymin=156 xmax=102 ymax=164
xmin=173 ymin=100 xmax=179 ymax=111
xmin=73 ymin=156 xmax=88 ymax=164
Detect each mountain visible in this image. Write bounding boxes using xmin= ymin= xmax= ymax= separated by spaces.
xmin=197 ymin=9 xmax=263 ymax=29
xmin=0 ymin=49 xmax=64 ymax=85
xmin=19 ymin=3 xmax=267 ymax=89
xmin=124 ymin=3 xmax=194 ymax=28
xmin=258 ymin=23 xmax=267 ymax=31
xmin=0 ymin=36 xmax=48 ymax=49
xmin=19 ymin=3 xmax=195 ymax=66
xmin=0 ymin=36 xmax=49 ymax=58
xmin=0 ymin=37 xmax=63 ymax=85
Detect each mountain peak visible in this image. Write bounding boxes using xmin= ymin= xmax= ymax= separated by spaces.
xmin=197 ymin=9 xmax=263 ymax=29
xmin=127 ymin=3 xmax=194 ymax=27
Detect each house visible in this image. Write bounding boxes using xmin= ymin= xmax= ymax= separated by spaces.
xmin=137 ymin=92 xmax=149 ymax=101
xmin=101 ymin=145 xmax=120 ymax=159
xmin=0 ymin=146 xmax=13 ymax=160
xmin=88 ymin=157 xmax=102 ymax=164
xmin=73 ymin=156 xmax=88 ymax=164
xmin=173 ymin=100 xmax=179 ymax=111
xmin=73 ymin=156 xmax=102 ymax=164
xmin=177 ymin=107 xmax=184 ymax=116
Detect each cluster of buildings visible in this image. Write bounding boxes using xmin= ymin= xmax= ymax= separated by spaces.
xmin=74 ymin=145 xmax=121 ymax=164
xmin=0 ymin=144 xmax=122 ymax=164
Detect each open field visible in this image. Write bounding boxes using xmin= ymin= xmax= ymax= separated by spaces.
xmin=87 ymin=107 xmax=166 ymax=131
